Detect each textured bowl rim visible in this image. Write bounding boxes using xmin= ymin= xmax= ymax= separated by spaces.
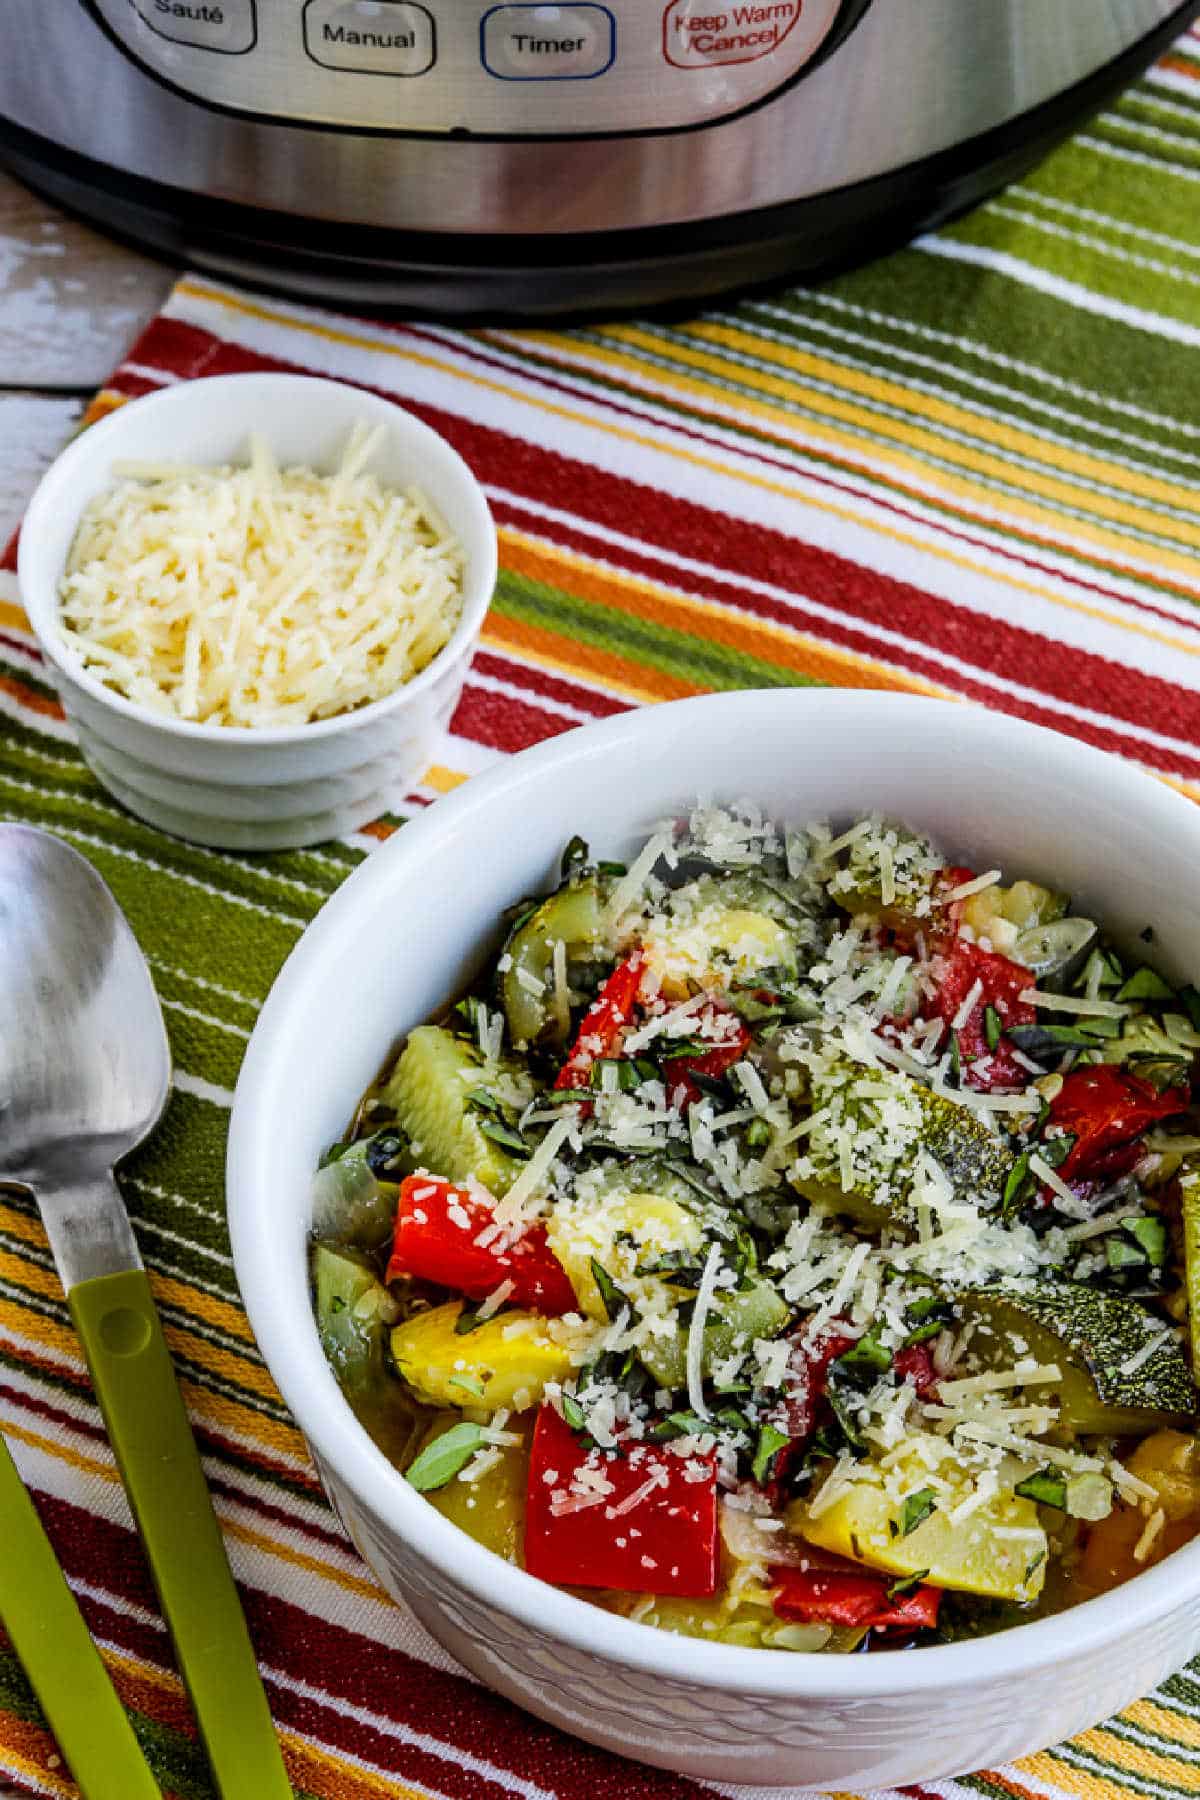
xmin=228 ymin=690 xmax=1200 ymax=1699
xmin=17 ymin=372 xmax=497 ymax=746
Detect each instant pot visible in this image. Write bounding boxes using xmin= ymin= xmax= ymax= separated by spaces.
xmin=2 ymin=1 xmax=1197 ymax=315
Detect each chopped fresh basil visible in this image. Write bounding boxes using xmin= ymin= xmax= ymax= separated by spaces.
xmin=751 ymin=1424 xmax=791 ymax=1484
xmin=1127 ymin=1215 xmax=1167 ymax=1267
xmin=1106 ymin=1236 xmax=1147 ymax=1272
xmin=836 ymin=1326 xmax=892 ymax=1378
xmin=454 ymin=1304 xmax=488 ymax=1335
xmin=560 ymin=1392 xmax=586 ymax=1431
xmin=1117 ymin=967 xmax=1173 ymax=1003
xmin=1038 ymin=1131 xmax=1076 ymax=1172
xmin=651 ymin=1410 xmax=712 ymax=1441
xmin=319 ymin=1140 xmax=353 ymax=1167
xmin=1015 ymin=1469 xmax=1067 ymax=1509
xmin=948 ymin=1033 xmax=962 ymax=1086
xmin=1002 ymin=1149 xmax=1034 ymax=1219
xmin=446 ymin=1374 xmax=485 ymax=1400
xmin=590 ymin=1258 xmax=628 ymax=1323
xmin=984 ymin=1005 xmax=1002 ymax=1053
xmin=746 ymin=1118 xmax=772 ymax=1150
xmin=406 ymin=1423 xmax=486 ymax=1492
xmin=467 ymin=1087 xmax=503 ymax=1116
xmin=895 ymin=1488 xmax=936 ymax=1537
xmin=886 ymin=1568 xmax=930 ymax=1599
xmin=477 ymin=1118 xmax=531 ymax=1156
xmin=824 ymin=1368 xmax=867 ymax=1452
xmin=590 ymin=1057 xmax=643 ymax=1093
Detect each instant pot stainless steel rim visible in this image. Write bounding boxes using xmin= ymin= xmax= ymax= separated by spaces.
xmin=2 ymin=0 xmax=1198 ymax=315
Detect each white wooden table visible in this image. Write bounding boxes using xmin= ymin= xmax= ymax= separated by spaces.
xmin=0 ymin=167 xmax=177 ymax=546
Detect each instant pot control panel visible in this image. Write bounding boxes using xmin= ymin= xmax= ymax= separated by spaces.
xmin=85 ymin=0 xmax=864 ymax=135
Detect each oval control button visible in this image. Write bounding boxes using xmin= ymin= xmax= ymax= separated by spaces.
xmin=481 ymin=4 xmax=615 ymax=80
xmin=129 ymin=0 xmax=256 ymax=54
xmin=304 ymin=0 xmax=436 ymax=74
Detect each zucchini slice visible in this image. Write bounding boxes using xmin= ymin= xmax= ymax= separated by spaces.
xmin=417 ymin=1411 xmax=532 ymax=1562
xmin=391 ymin=1302 xmax=576 ymax=1410
xmin=499 ymin=874 xmax=612 ymax=1049
xmin=312 ymin=1244 xmax=422 ymax=1467
xmin=963 ymin=1282 xmax=1198 ymax=1434
xmin=790 ymin=1437 xmax=1047 ymax=1603
xmin=639 ymin=1279 xmax=789 ymax=1389
xmin=791 ymin=1058 xmax=1013 ymax=1227
xmin=379 ymin=1025 xmax=527 ymax=1196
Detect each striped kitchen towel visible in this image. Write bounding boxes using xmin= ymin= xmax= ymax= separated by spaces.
xmin=2 ymin=19 xmax=1200 ymax=1800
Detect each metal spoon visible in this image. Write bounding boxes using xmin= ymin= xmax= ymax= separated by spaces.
xmin=0 ymin=824 xmax=292 ymax=1799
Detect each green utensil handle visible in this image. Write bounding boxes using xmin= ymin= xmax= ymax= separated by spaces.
xmin=0 ymin=1432 xmax=162 ymax=1800
xmin=70 ymin=1268 xmax=294 ymax=1800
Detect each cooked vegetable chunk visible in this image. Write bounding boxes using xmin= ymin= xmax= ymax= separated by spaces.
xmin=500 ymin=875 xmax=611 ymax=1049
xmin=390 ymin=1303 xmax=577 ymax=1411
xmin=524 ymin=1402 xmax=718 ymax=1596
xmin=639 ymin=1279 xmax=790 ymax=1388
xmin=790 ymin=1056 xmax=1013 ymax=1225
xmin=790 ymin=1438 xmax=1047 ymax=1603
xmin=387 ymin=1174 xmax=577 ymax=1314
xmin=380 ymin=1026 xmax=527 ymax=1196
xmin=963 ymin=1284 xmax=1198 ymax=1434
xmin=417 ymin=1411 xmax=531 ymax=1562
xmin=544 ymin=1187 xmax=702 ymax=1322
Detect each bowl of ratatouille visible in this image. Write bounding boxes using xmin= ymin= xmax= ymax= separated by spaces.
xmin=228 ymin=690 xmax=1200 ymax=1789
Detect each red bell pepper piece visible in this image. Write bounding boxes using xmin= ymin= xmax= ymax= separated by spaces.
xmin=554 ymin=954 xmax=645 ymax=1093
xmin=386 ymin=1175 xmax=577 ymax=1315
xmin=770 ymin=1565 xmax=941 ymax=1632
xmin=662 ymin=1005 xmax=753 ymax=1112
xmin=893 ymin=1342 xmax=939 ymax=1398
xmin=927 ymin=937 xmax=1035 ymax=1091
xmin=776 ymin=1322 xmax=857 ymax=1442
xmin=932 ymin=864 xmax=977 ymax=936
xmin=524 ymin=1403 xmax=719 ymax=1596
xmin=1046 ymin=1065 xmax=1189 ymax=1188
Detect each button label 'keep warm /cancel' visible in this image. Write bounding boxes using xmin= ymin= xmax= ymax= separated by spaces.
xmin=662 ymin=0 xmax=801 ymax=69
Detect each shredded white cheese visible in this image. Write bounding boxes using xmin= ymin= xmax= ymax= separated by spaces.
xmin=1019 ymin=990 xmax=1127 ymax=1018
xmin=58 ymin=423 xmax=465 ymax=728
xmin=686 ymin=1244 xmax=723 ymax=1422
xmin=945 ymin=870 xmax=1003 ymax=901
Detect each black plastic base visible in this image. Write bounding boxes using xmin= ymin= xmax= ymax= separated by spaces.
xmin=2 ymin=0 xmax=1198 ymax=319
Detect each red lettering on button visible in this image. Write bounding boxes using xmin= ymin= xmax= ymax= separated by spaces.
xmin=662 ymin=0 xmax=801 ymax=68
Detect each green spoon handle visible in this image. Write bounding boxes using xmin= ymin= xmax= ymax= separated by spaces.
xmin=0 ymin=1431 xmax=161 ymax=1800
xmin=69 ymin=1268 xmax=294 ymax=1800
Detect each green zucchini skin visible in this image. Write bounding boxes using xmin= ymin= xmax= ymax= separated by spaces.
xmin=379 ymin=1025 xmax=526 ymax=1196
xmin=498 ymin=874 xmax=613 ymax=1050
xmin=964 ymin=1282 xmax=1199 ymax=1434
xmin=639 ymin=1280 xmax=790 ymax=1389
xmin=312 ymin=1244 xmax=424 ymax=1469
xmin=793 ymin=1061 xmax=1012 ymax=1227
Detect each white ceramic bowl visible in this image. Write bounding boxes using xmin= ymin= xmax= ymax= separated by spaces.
xmin=228 ymin=690 xmax=1200 ymax=1790
xmin=18 ymin=373 xmax=496 ymax=851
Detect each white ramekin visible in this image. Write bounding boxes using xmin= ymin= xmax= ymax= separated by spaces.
xmin=228 ymin=690 xmax=1200 ymax=1789
xmin=17 ymin=373 xmax=497 ymax=850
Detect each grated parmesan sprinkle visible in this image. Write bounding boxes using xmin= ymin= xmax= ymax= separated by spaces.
xmin=59 ymin=423 xmax=465 ymax=728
